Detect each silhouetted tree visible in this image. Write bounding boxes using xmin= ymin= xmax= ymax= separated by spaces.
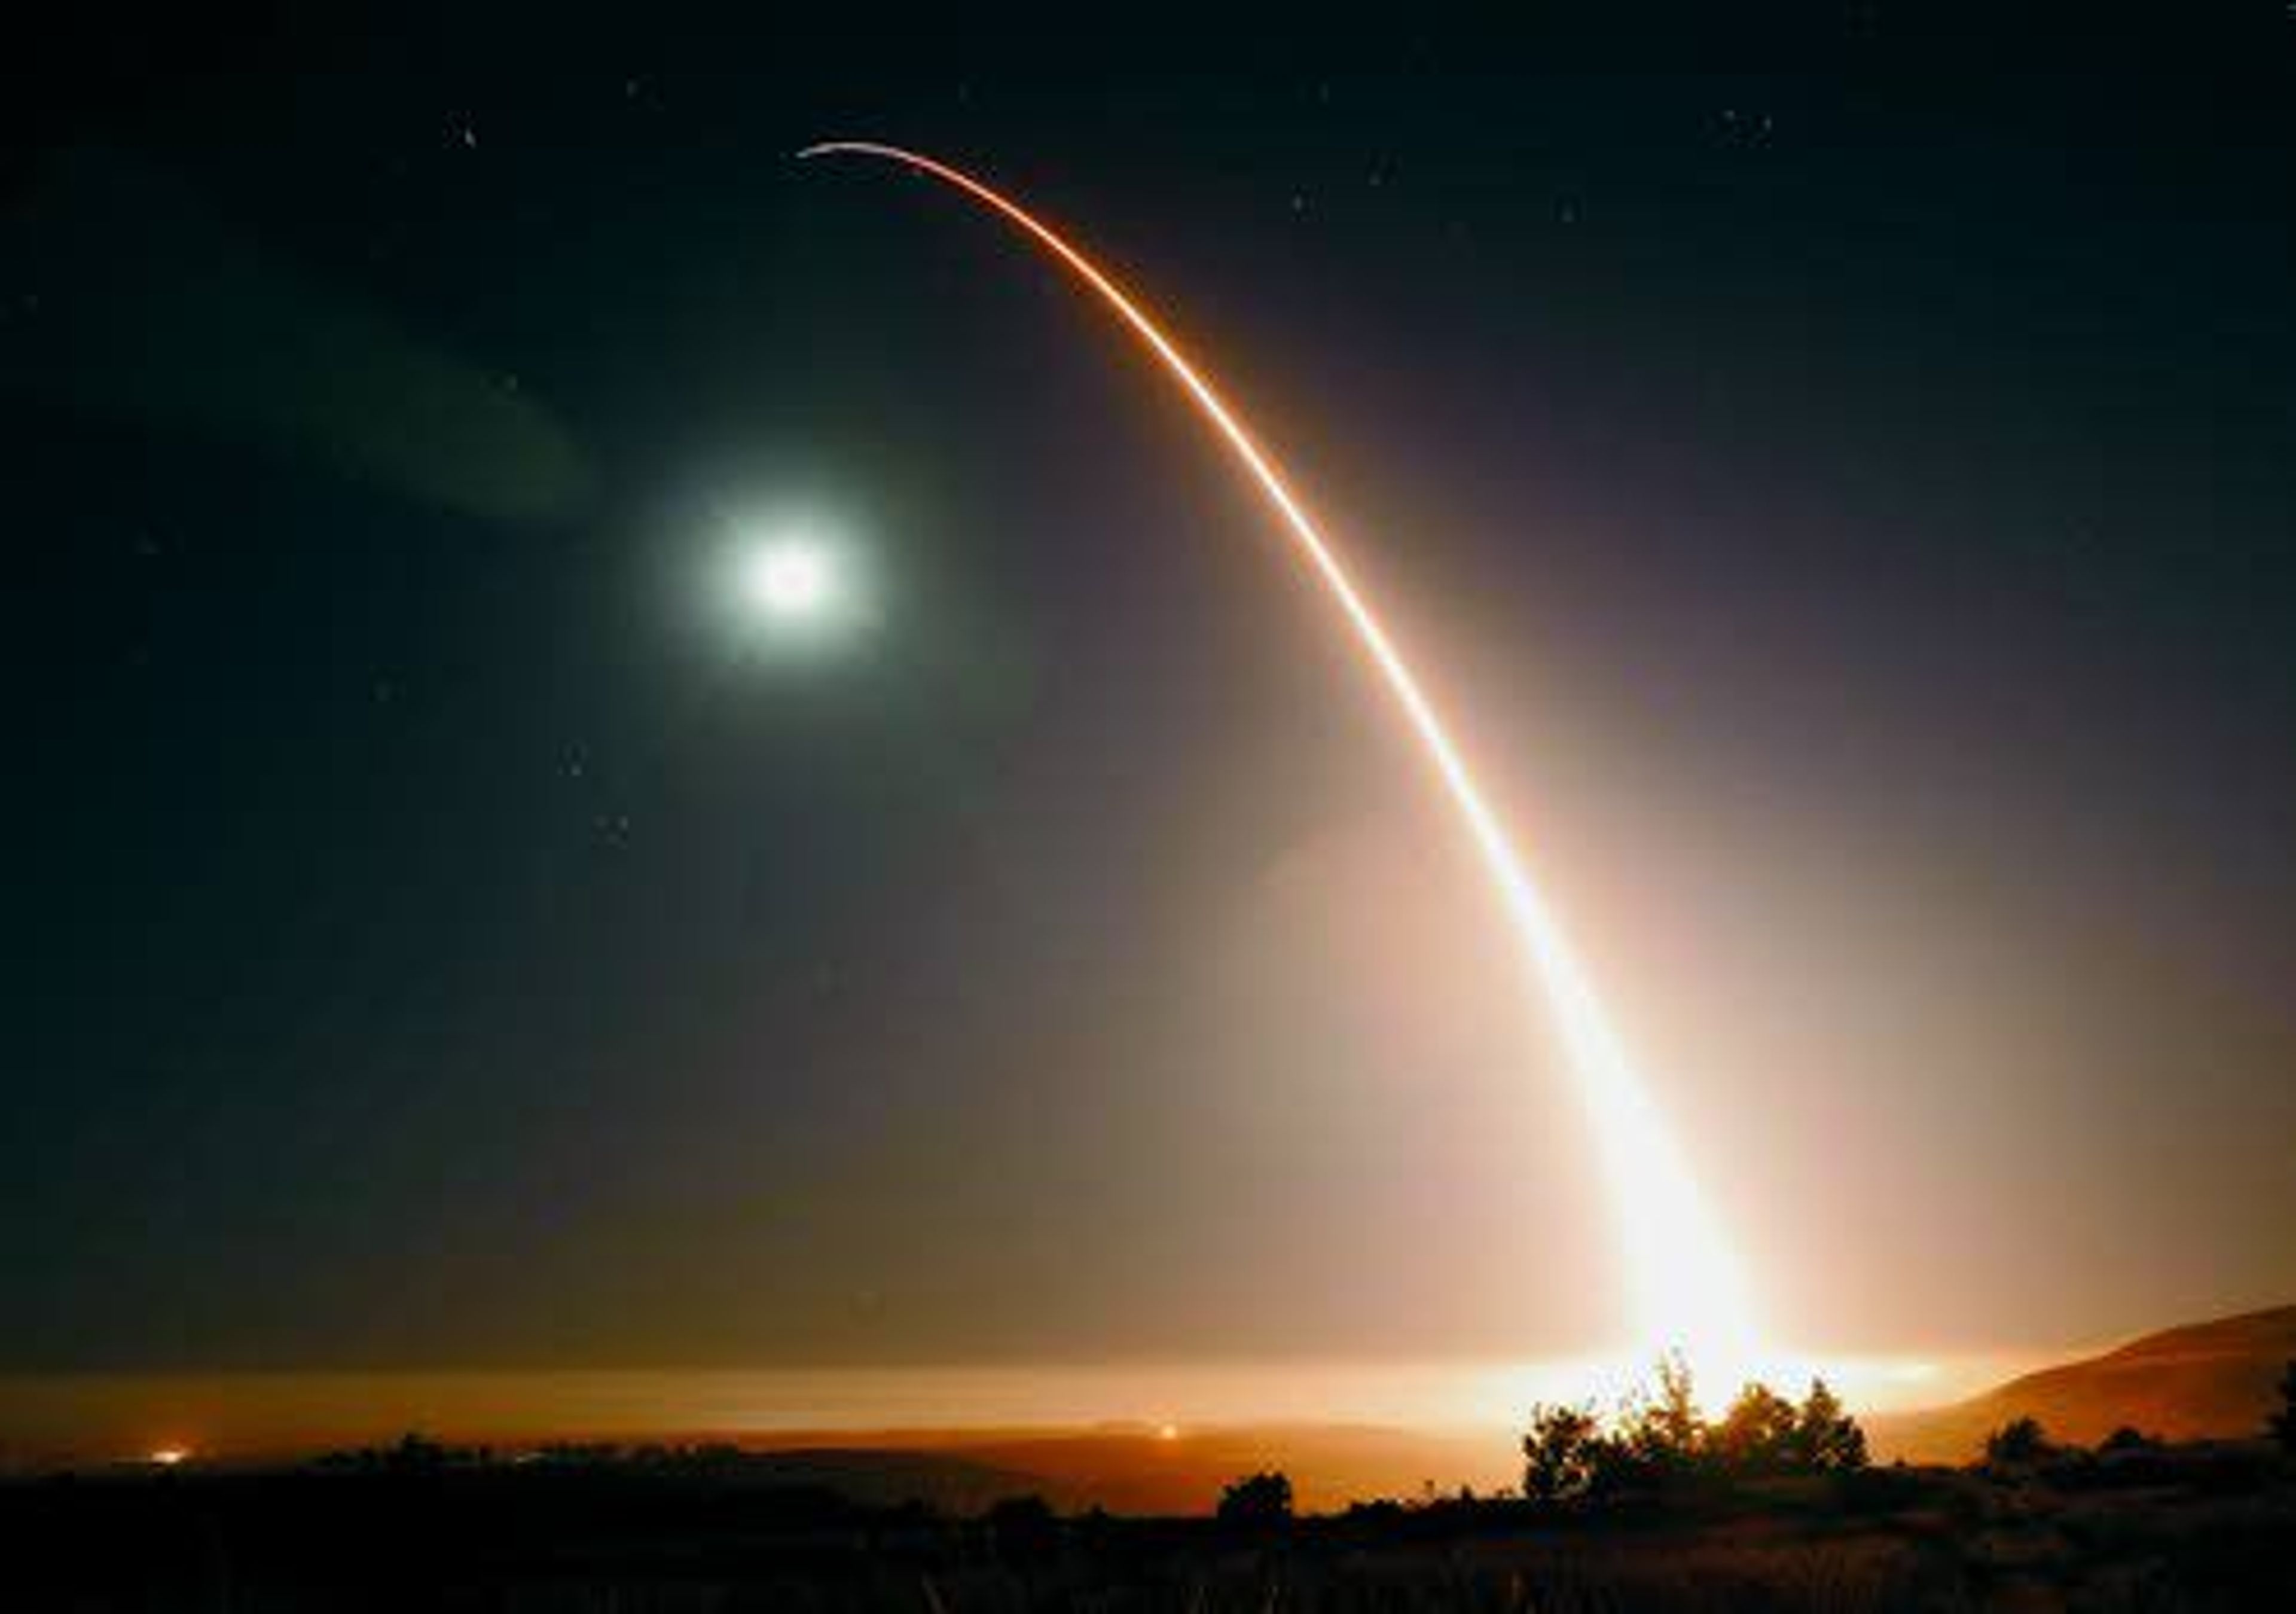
xmin=2099 ymin=1425 xmax=2158 ymax=1456
xmin=1792 ymin=1379 xmax=1868 ymax=1472
xmin=1521 ymin=1404 xmax=1601 ymax=1503
xmin=1984 ymin=1415 xmax=2052 ymax=1468
xmin=1525 ymin=1362 xmax=1874 ymax=1508
xmin=1216 ymin=1470 xmax=1293 ymax=1526
xmin=1711 ymin=1383 xmax=1799 ymax=1475
xmin=2270 ymin=1358 xmax=2296 ymax=1453
xmin=383 ymin=1432 xmax=448 ymax=1472
xmin=1619 ymin=1352 xmax=1706 ymax=1477
xmin=986 ymin=1493 xmax=1055 ymax=1525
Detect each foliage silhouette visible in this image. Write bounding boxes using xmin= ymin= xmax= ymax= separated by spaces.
xmin=1520 ymin=1359 xmax=1869 ymax=1508
xmin=1984 ymin=1415 xmax=2053 ymax=1469
xmin=1521 ymin=1404 xmax=1602 ymax=1503
xmin=1620 ymin=1351 xmax=1706 ymax=1478
xmin=1791 ymin=1378 xmax=1868 ymax=1472
xmin=1215 ymin=1470 xmax=1294 ymax=1527
xmin=1710 ymin=1383 xmax=1800 ymax=1475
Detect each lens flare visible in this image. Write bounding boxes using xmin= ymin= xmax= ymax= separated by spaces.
xmin=801 ymin=141 xmax=1764 ymax=1384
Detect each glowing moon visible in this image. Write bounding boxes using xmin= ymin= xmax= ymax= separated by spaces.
xmin=719 ymin=520 xmax=875 ymax=654
xmin=740 ymin=538 xmax=835 ymax=620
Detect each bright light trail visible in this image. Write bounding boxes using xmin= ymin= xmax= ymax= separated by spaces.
xmin=801 ymin=141 xmax=1764 ymax=1387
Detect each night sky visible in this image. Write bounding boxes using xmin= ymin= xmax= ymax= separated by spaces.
xmin=8 ymin=14 xmax=2296 ymax=1380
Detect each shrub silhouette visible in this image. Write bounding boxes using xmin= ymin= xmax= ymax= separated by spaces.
xmin=2272 ymin=1357 xmax=2296 ymax=1453
xmin=1521 ymin=1404 xmax=1602 ymax=1503
xmin=1215 ymin=1470 xmax=1293 ymax=1526
xmin=986 ymin=1493 xmax=1055 ymax=1524
xmin=1791 ymin=1378 xmax=1868 ymax=1472
xmin=1710 ymin=1383 xmax=1800 ymax=1475
xmin=1984 ymin=1415 xmax=2053 ymax=1468
xmin=1621 ymin=1352 xmax=1705 ymax=1476
xmin=1520 ymin=1359 xmax=1868 ymax=1509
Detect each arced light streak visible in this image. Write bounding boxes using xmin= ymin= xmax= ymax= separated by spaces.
xmin=801 ymin=141 xmax=1764 ymax=1386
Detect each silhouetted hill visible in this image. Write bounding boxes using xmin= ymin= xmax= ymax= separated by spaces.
xmin=1874 ymin=1304 xmax=2296 ymax=1462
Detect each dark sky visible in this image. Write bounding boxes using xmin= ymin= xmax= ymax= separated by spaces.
xmin=7 ymin=13 xmax=2295 ymax=1376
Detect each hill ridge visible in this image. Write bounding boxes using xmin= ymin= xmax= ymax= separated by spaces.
xmin=1873 ymin=1302 xmax=2296 ymax=1462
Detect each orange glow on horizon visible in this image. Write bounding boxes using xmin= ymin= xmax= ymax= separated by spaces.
xmin=33 ymin=1353 xmax=2008 ymax=1470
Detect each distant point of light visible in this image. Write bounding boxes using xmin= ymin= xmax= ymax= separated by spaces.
xmin=148 ymin=1447 xmax=189 ymax=1467
xmin=1156 ymin=1421 xmax=1180 ymax=1442
xmin=802 ymin=141 xmax=1768 ymax=1386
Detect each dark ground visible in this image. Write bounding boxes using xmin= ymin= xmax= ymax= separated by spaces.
xmin=6 ymin=1439 xmax=2292 ymax=1612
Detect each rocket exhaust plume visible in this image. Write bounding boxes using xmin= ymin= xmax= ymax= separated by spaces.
xmin=801 ymin=141 xmax=1764 ymax=1384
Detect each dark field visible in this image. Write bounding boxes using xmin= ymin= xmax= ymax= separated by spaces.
xmin=7 ymin=1441 xmax=2292 ymax=1612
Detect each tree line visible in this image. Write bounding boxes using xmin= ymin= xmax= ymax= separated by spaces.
xmin=1520 ymin=1354 xmax=1867 ymax=1505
